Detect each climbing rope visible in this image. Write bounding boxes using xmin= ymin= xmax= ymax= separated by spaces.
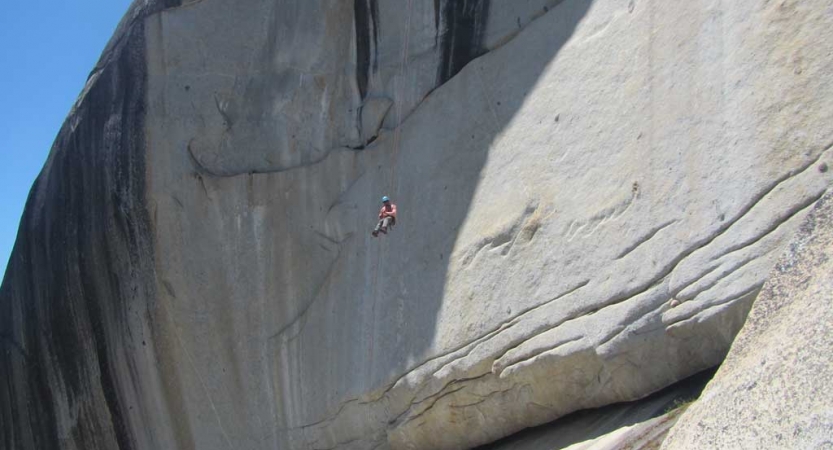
xmin=388 ymin=0 xmax=415 ymax=194
xmin=367 ymin=0 xmax=414 ymax=373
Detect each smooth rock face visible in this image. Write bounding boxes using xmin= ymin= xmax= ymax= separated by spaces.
xmin=663 ymin=191 xmax=833 ymax=449
xmin=561 ymin=409 xmax=682 ymax=450
xmin=2 ymin=0 xmax=833 ymax=450
xmin=481 ymin=369 xmax=712 ymax=450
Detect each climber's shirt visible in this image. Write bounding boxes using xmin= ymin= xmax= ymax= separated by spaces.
xmin=379 ymin=203 xmax=397 ymax=221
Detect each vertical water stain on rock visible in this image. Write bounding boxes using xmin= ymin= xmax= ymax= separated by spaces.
xmin=0 ymin=1 xmax=165 ymax=448
xmin=354 ymin=0 xmax=380 ymax=99
xmin=437 ymin=0 xmax=491 ymax=84
xmin=434 ymin=0 xmax=441 ymax=46
xmin=371 ymin=0 xmax=379 ymax=73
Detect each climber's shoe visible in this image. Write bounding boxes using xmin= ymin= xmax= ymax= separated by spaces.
xmin=372 ymin=230 xmax=379 ymax=237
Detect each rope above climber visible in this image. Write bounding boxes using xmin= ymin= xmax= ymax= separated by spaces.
xmin=372 ymin=196 xmax=397 ymax=237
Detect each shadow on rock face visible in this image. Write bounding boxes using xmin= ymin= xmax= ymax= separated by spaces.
xmin=0 ymin=2 xmax=176 ymax=449
xmin=248 ymin=1 xmax=597 ymax=449
xmin=142 ymin=0 xmax=596 ymax=448
xmin=478 ymin=368 xmax=716 ymax=450
xmin=3 ymin=0 xmax=830 ymax=448
xmin=0 ymin=1 xmax=594 ymax=449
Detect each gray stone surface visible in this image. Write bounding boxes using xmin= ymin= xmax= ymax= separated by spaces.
xmin=144 ymin=0 xmax=833 ymax=448
xmin=481 ymin=369 xmax=711 ymax=450
xmin=360 ymin=97 xmax=393 ymax=145
xmin=561 ymin=409 xmax=682 ymax=450
xmin=1 ymin=0 xmax=832 ymax=449
xmin=0 ymin=1 xmax=184 ymax=449
xmin=663 ymin=191 xmax=833 ymax=449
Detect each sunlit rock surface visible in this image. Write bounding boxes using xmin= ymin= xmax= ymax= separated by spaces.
xmin=663 ymin=191 xmax=833 ymax=449
xmin=1 ymin=0 xmax=831 ymax=449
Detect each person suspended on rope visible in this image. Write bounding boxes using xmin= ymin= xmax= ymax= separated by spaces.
xmin=372 ymin=196 xmax=397 ymax=237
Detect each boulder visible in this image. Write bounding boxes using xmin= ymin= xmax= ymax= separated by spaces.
xmin=662 ymin=191 xmax=833 ymax=449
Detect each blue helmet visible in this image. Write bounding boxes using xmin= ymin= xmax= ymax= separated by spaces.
xmin=381 ymin=196 xmax=390 ymax=203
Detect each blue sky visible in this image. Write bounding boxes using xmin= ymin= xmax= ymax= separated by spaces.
xmin=0 ymin=0 xmax=131 ymax=277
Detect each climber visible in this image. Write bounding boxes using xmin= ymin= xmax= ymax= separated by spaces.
xmin=372 ymin=196 xmax=397 ymax=237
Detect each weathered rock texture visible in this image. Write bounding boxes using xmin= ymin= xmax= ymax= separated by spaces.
xmin=482 ymin=369 xmax=711 ymax=450
xmin=561 ymin=409 xmax=682 ymax=450
xmin=0 ymin=2 xmax=183 ymax=449
xmin=2 ymin=0 xmax=832 ymax=449
xmin=663 ymin=191 xmax=833 ymax=449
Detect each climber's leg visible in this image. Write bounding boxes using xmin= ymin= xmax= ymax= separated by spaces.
xmin=379 ymin=216 xmax=392 ymax=234
xmin=372 ymin=219 xmax=384 ymax=237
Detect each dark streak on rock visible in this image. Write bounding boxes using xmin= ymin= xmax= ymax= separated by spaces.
xmin=370 ymin=0 xmax=380 ymax=73
xmin=0 ymin=333 xmax=30 ymax=362
xmin=434 ymin=0 xmax=441 ymax=46
xmin=354 ymin=0 xmax=379 ymax=99
xmin=437 ymin=0 xmax=491 ymax=85
xmin=0 ymin=1 xmax=171 ymax=448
